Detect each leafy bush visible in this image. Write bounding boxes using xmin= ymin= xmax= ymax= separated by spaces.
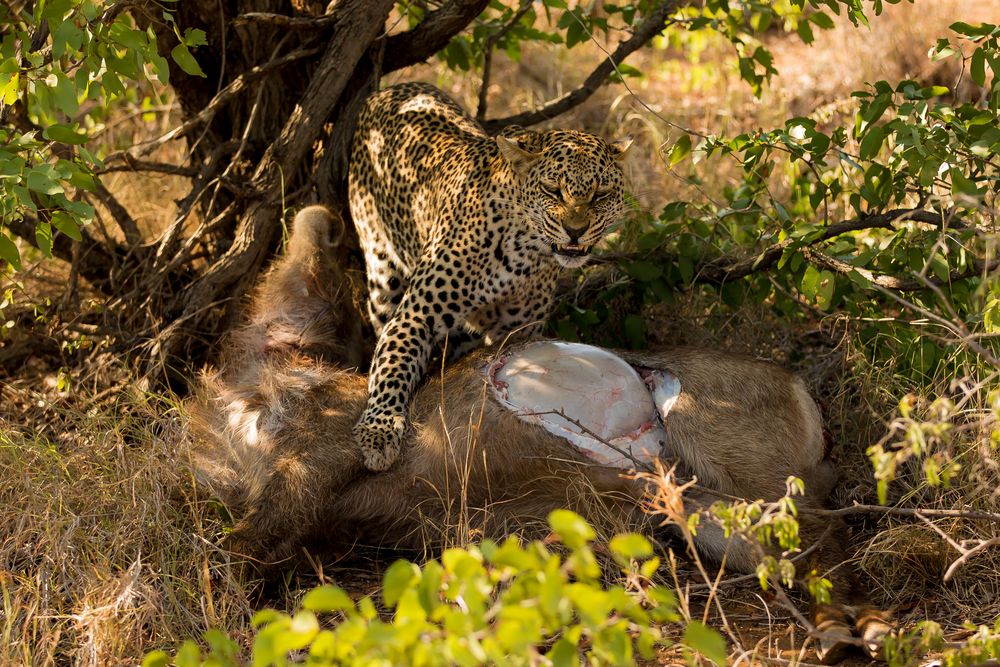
xmin=555 ymin=16 xmax=1000 ymax=384
xmin=142 ymin=510 xmax=731 ymax=667
xmin=0 ymin=0 xmax=201 ymax=268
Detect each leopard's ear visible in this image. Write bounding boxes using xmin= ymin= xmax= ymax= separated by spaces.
xmin=496 ymin=136 xmax=541 ymax=176
xmin=610 ymin=137 xmax=633 ymax=162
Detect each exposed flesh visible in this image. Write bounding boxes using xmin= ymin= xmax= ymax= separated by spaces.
xmin=485 ymin=341 xmax=680 ymax=469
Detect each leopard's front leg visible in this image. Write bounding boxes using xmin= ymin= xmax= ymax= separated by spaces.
xmin=354 ymin=264 xmax=461 ymax=471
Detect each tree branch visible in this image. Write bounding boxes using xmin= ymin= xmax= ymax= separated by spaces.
xmin=383 ymin=0 xmax=491 ymax=74
xmin=482 ymin=0 xmax=686 ymax=132
xmin=144 ymin=0 xmax=396 ymax=381
xmin=686 ymin=208 xmax=962 ymax=286
xmin=801 ymin=246 xmax=1000 ymax=292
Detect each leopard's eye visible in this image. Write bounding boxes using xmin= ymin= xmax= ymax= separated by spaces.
xmin=541 ymin=183 xmax=562 ymax=200
xmin=595 ymin=186 xmax=614 ymax=200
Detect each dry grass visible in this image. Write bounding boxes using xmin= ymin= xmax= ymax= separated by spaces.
xmin=0 ymin=377 xmax=252 ymax=665
xmin=2 ymin=0 xmax=999 ymax=663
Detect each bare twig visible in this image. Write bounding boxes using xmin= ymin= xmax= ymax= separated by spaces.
xmin=90 ymin=181 xmax=142 ymax=247
xmin=589 ymin=208 xmax=979 ymax=292
xmin=232 ymin=12 xmax=339 ymax=30
xmin=644 ymin=463 xmax=744 ymax=653
xmin=160 ymin=202 xmax=238 ymax=276
xmin=145 ymin=0 xmax=396 ymax=382
xmin=916 ymin=513 xmax=1000 ymax=583
xmin=688 ymin=208 xmax=960 ymax=285
xmin=483 ymin=0 xmax=689 ymax=131
xmin=804 ymin=504 xmax=1000 ymax=525
xmin=147 ymin=140 xmax=240 ymax=276
xmin=476 ymin=0 xmax=532 ymax=121
xmin=517 ymin=408 xmax=655 ymax=472
xmin=96 ymin=156 xmax=200 ymax=178
xmin=869 ymin=282 xmax=1000 ymax=368
xmin=686 ymin=523 xmax=835 ymax=592
xmin=944 ymin=537 xmax=1000 ymax=582
xmin=107 ymin=45 xmax=322 ymax=160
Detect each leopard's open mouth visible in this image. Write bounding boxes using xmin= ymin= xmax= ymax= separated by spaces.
xmin=552 ymin=243 xmax=591 ymax=259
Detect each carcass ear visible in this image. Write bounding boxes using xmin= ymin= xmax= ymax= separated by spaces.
xmin=611 ymin=137 xmax=633 ymax=162
xmin=496 ymin=136 xmax=541 ymax=176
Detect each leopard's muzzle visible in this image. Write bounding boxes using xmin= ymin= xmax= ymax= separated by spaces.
xmin=551 ymin=243 xmax=592 ymax=267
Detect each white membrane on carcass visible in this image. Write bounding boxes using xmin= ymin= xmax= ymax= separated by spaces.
xmin=487 ymin=341 xmax=673 ymax=468
xmin=650 ymin=369 xmax=681 ymax=418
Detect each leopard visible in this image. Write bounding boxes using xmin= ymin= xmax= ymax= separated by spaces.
xmin=347 ymin=82 xmax=632 ymax=472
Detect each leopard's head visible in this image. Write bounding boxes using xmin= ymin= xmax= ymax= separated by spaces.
xmin=497 ymin=129 xmax=631 ymax=268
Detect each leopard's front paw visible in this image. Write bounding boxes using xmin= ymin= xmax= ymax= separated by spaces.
xmin=353 ymin=411 xmax=406 ymax=471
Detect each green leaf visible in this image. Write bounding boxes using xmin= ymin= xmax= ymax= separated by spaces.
xmin=108 ymin=21 xmax=149 ymax=51
xmin=51 ymin=211 xmax=82 ymax=241
xmin=45 ymin=124 xmax=88 ymax=145
xmin=810 ymin=12 xmax=835 ymax=30
xmin=859 ymin=125 xmax=885 ymax=159
xmin=35 ymin=220 xmax=52 ymax=256
xmin=140 ymin=650 xmax=169 ymax=667
xmin=861 ymin=93 xmax=892 ymax=126
xmin=0 ymin=232 xmax=21 ymax=270
xmin=26 ymin=168 xmax=63 ymax=195
xmin=51 ymin=71 xmax=79 ymax=116
xmin=41 ymin=0 xmax=73 ymax=21
xmin=796 ymin=20 xmax=815 ymax=44
xmin=815 ymin=270 xmax=836 ymax=310
xmin=609 ymin=533 xmax=653 ymax=560
xmin=971 ymin=48 xmax=987 ymax=87
xmin=661 ymin=201 xmax=688 ymax=221
xmin=801 ymin=264 xmax=820 ymax=299
xmin=610 ymin=62 xmax=642 ymax=83
xmin=173 ymin=640 xmax=201 ymax=667
xmin=183 ymin=28 xmax=208 ymax=47
xmin=149 ymin=50 xmax=170 ymax=85
xmin=683 ymin=621 xmax=728 ymax=666
xmin=928 ymin=253 xmax=950 ymax=283
xmin=52 ymin=18 xmax=84 ymax=59
xmin=847 ymin=269 xmax=872 ymax=289
xmin=382 ymin=559 xmax=420 ymax=608
xmin=622 ymin=260 xmax=662 ymax=282
xmin=203 ymin=628 xmax=238 ymax=660
xmin=669 ymin=134 xmax=692 ymax=166
xmin=951 ymin=170 xmax=984 ymax=207
xmin=548 ymin=509 xmax=595 ymax=548
xmin=302 ymin=585 xmax=355 ymax=613
xmin=170 ymin=43 xmax=206 ymax=77
xmin=251 ymin=608 xmax=283 ymax=627
xmin=950 ymin=21 xmax=993 ymax=37
xmin=417 ymin=560 xmax=443 ymax=615
xmin=547 ymin=635 xmax=579 ymax=667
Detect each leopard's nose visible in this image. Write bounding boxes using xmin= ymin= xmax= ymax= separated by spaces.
xmin=562 ymin=222 xmax=586 ymax=243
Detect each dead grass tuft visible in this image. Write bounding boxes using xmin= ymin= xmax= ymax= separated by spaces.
xmin=0 ymin=376 xmax=254 ymax=665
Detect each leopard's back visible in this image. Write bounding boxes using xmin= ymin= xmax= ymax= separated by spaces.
xmin=349 ymin=82 xmax=494 ymax=271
